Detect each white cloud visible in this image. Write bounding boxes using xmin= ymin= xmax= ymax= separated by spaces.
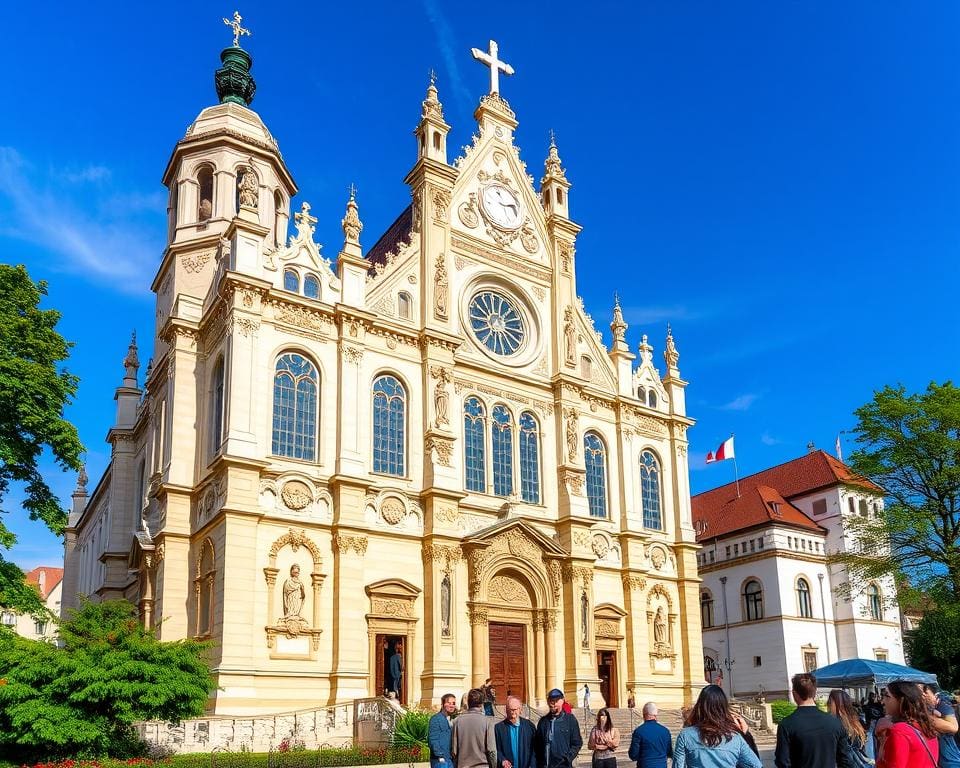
xmin=720 ymin=393 xmax=760 ymax=411
xmin=0 ymin=147 xmax=161 ymax=295
xmin=60 ymin=164 xmax=112 ymax=184
xmin=761 ymin=432 xmax=781 ymax=446
xmin=421 ymin=0 xmax=474 ymax=114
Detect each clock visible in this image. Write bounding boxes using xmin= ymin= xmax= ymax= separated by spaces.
xmin=480 ymin=184 xmax=522 ymax=230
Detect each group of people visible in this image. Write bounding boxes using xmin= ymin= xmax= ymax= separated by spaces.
xmin=427 ymin=673 xmax=960 ymax=768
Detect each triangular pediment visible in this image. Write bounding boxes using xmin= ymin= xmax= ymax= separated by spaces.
xmin=463 ymin=517 xmax=568 ymax=557
xmin=264 ymin=203 xmax=341 ymax=303
xmin=364 ymin=578 xmax=422 ymax=599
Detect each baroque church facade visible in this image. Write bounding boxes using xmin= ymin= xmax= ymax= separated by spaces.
xmin=62 ymin=36 xmax=703 ymax=714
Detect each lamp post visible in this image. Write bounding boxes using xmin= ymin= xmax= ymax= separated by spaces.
xmin=720 ymin=576 xmax=735 ymax=696
xmin=818 ymin=572 xmax=831 ymax=663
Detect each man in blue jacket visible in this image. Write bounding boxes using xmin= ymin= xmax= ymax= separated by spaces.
xmin=495 ymin=696 xmax=536 ymax=768
xmin=534 ymin=689 xmax=583 ymax=768
xmin=628 ymin=702 xmax=672 ymax=768
xmin=429 ymin=693 xmax=457 ymax=768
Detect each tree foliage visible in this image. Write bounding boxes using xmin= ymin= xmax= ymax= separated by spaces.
xmin=906 ymin=606 xmax=960 ymax=690
xmin=0 ymin=264 xmax=84 ymax=612
xmin=835 ymin=382 xmax=960 ymax=602
xmin=0 ymin=600 xmax=213 ymax=761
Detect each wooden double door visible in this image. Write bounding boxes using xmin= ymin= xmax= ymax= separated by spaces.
xmin=488 ymin=622 xmax=526 ymax=704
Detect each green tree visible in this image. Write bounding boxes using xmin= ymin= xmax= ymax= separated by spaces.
xmin=835 ymin=382 xmax=960 ymax=602
xmin=0 ymin=264 xmax=83 ymax=612
xmin=906 ymin=606 xmax=960 ymax=689
xmin=0 ymin=599 xmax=213 ymax=761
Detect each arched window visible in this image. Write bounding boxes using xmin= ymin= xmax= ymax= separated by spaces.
xmin=519 ymin=411 xmax=540 ymax=504
xmin=433 ymin=131 xmax=442 ymax=151
xmin=283 ymin=269 xmax=300 ymax=293
xmin=701 ymin=591 xmax=715 ymax=628
xmin=373 ymin=375 xmax=406 ymax=476
xmin=398 ymin=292 xmax=412 ymax=320
xmin=557 ymin=189 xmax=564 ymax=205
xmin=271 ymin=353 xmax=318 ymax=460
xmin=464 ymin=397 xmax=486 ymax=492
xmin=210 ymin=356 xmax=225 ymax=454
xmin=637 ymin=385 xmax=646 ymax=401
xmin=195 ymin=540 xmax=215 ymax=636
xmin=273 ymin=190 xmax=284 ymax=247
xmin=743 ymin=579 xmax=764 ymax=622
xmin=491 ymin=405 xmax=513 ymax=497
xmin=648 ymin=391 xmax=658 ymax=409
xmin=584 ymin=432 xmax=608 ymax=519
xmin=797 ymin=578 xmax=813 ymax=618
xmin=867 ymin=584 xmax=883 ymax=620
xmin=580 ymin=355 xmax=592 ymax=380
xmin=303 ymin=274 xmax=320 ymax=299
xmin=641 ymin=450 xmax=663 ymax=530
xmin=197 ymin=166 xmax=214 ymax=222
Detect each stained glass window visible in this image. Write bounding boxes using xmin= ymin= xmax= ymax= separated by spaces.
xmin=211 ymin=356 xmax=225 ymax=453
xmin=641 ymin=450 xmax=663 ymax=530
xmin=464 ymin=397 xmax=486 ymax=492
xmin=492 ymin=405 xmax=514 ymax=497
xmin=468 ymin=291 xmax=525 ymax=356
xmin=373 ymin=375 xmax=406 ymax=476
xmin=272 ymin=353 xmax=317 ymax=460
xmin=519 ymin=411 xmax=540 ymax=504
xmin=303 ymin=274 xmax=320 ymax=299
xmin=584 ymin=432 xmax=608 ymax=518
xmin=283 ymin=269 xmax=300 ymax=292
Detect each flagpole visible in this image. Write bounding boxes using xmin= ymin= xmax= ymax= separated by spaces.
xmin=732 ymin=433 xmax=741 ymax=498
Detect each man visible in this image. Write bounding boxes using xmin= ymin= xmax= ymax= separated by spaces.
xmin=429 ymin=693 xmax=457 ymax=768
xmin=862 ymin=692 xmax=885 ymax=760
xmin=534 ymin=689 xmax=583 ymax=768
xmin=387 ymin=642 xmax=403 ymax=696
xmin=775 ymin=673 xmax=854 ymax=768
xmin=452 ymin=688 xmax=497 ymax=768
xmin=628 ymin=702 xmax=672 ymax=768
xmin=922 ymin=683 xmax=960 ymax=768
xmin=495 ymin=696 xmax=536 ymax=768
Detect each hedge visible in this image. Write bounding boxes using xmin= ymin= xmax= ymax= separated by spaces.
xmin=770 ymin=700 xmax=797 ymax=724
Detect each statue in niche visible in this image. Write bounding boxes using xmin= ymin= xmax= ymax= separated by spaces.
xmin=580 ymin=591 xmax=590 ymax=648
xmin=433 ymin=372 xmax=450 ymax=428
xmin=565 ymin=409 xmax=579 ymax=463
xmin=199 ymin=198 xmax=213 ymax=221
xmin=282 ymin=563 xmax=306 ymax=619
xmin=440 ymin=574 xmax=451 ymax=637
xmin=238 ymin=167 xmax=258 ymax=209
xmin=564 ymin=307 xmax=577 ymax=366
xmin=435 ymin=254 xmax=449 ymax=319
xmin=654 ymin=606 xmax=667 ymax=645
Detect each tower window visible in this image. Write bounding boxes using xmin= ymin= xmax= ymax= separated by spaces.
xmin=197 ymin=166 xmax=214 ymax=222
xmin=433 ymin=131 xmax=441 ymax=151
xmin=544 ymin=189 xmax=551 ymax=206
xmin=557 ymin=189 xmax=564 ymax=205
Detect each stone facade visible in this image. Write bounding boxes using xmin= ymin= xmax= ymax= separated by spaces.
xmin=63 ymin=42 xmax=703 ymax=715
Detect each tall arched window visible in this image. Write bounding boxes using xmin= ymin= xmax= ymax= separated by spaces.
xmin=197 ymin=166 xmax=214 ymax=222
xmin=701 ymin=591 xmax=715 ymax=628
xmin=491 ymin=405 xmax=514 ymax=497
xmin=271 ymin=353 xmax=318 ymax=460
xmin=519 ymin=411 xmax=540 ymax=504
xmin=464 ymin=397 xmax=486 ymax=492
xmin=648 ymin=391 xmax=658 ymax=409
xmin=797 ymin=578 xmax=813 ymax=618
xmin=743 ymin=579 xmax=764 ymax=621
xmin=867 ymin=584 xmax=883 ymax=620
xmin=398 ymin=292 xmax=412 ymax=320
xmin=373 ymin=375 xmax=406 ymax=476
xmin=210 ymin=356 xmax=225 ymax=454
xmin=195 ymin=540 xmax=215 ymax=636
xmin=273 ymin=190 xmax=284 ymax=247
xmin=303 ymin=274 xmax=320 ymax=299
xmin=584 ymin=432 xmax=608 ymax=519
xmin=283 ymin=269 xmax=300 ymax=293
xmin=641 ymin=450 xmax=663 ymax=530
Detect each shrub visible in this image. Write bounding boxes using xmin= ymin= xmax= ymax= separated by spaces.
xmin=770 ymin=699 xmax=797 ymax=724
xmin=391 ymin=709 xmax=432 ymax=749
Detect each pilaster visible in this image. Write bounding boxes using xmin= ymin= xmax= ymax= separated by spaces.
xmin=330 ymin=528 xmax=371 ymax=702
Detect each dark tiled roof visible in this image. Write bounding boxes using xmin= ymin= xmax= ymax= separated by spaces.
xmin=692 ymin=450 xmax=876 ymax=541
xmin=365 ymin=205 xmax=412 ymax=273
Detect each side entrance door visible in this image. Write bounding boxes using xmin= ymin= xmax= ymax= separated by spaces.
xmin=597 ymin=650 xmax=617 ymax=707
xmin=489 ymin=622 xmax=526 ymax=705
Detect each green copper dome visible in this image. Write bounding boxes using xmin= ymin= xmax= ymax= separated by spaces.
xmin=215 ymin=47 xmax=256 ymax=106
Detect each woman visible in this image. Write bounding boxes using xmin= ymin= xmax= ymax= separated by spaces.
xmin=673 ymin=685 xmax=762 ymax=768
xmin=587 ymin=708 xmax=620 ymax=768
xmin=876 ymin=681 xmax=939 ymax=768
xmin=828 ymin=690 xmax=871 ymax=766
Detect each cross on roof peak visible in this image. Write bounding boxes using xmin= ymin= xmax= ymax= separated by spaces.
xmin=222 ymin=11 xmax=251 ymax=48
xmin=470 ymin=39 xmax=514 ymax=96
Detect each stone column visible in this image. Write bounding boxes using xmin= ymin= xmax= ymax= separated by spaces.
xmin=544 ymin=609 xmax=558 ymax=691
xmin=469 ymin=603 xmax=488 ymax=688
xmin=534 ymin=613 xmax=547 ymax=705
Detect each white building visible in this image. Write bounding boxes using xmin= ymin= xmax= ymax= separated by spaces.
xmin=692 ymin=449 xmax=904 ymax=699
xmin=0 ymin=566 xmax=63 ymax=642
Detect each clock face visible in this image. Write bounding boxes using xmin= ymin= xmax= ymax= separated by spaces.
xmin=481 ymin=184 xmax=522 ymax=230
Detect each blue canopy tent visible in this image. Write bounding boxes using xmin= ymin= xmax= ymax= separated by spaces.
xmin=811 ymin=658 xmax=938 ymax=688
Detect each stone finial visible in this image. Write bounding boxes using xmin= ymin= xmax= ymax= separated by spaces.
xmin=422 ymin=72 xmax=444 ymax=120
xmin=294 ymin=201 xmax=318 ymax=240
xmin=610 ymin=293 xmax=628 ymax=344
xmin=543 ymin=131 xmax=567 ymax=181
xmin=76 ymin=464 xmax=88 ymax=493
xmin=664 ymin=324 xmax=680 ymax=370
xmin=341 ymin=187 xmax=363 ymax=244
xmin=638 ymin=333 xmax=653 ymax=366
xmin=123 ymin=331 xmax=139 ymax=379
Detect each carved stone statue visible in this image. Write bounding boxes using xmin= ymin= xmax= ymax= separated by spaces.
xmin=199 ymin=198 xmax=213 ymax=221
xmin=238 ymin=167 xmax=258 ymax=209
xmin=565 ymin=409 xmax=579 ymax=462
xmin=434 ymin=383 xmax=449 ymax=427
xmin=654 ymin=606 xmax=667 ymax=644
xmin=564 ymin=306 xmax=576 ymax=366
xmin=434 ymin=254 xmax=449 ymax=319
xmin=282 ymin=564 xmax=306 ymax=619
xmin=440 ymin=574 xmax=451 ymax=637
xmin=580 ymin=591 xmax=590 ymax=648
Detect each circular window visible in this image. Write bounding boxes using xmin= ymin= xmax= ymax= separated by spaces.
xmin=468 ymin=291 xmax=526 ymax=356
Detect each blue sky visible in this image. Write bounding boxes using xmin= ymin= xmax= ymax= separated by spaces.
xmin=3 ymin=2 xmax=959 ymax=569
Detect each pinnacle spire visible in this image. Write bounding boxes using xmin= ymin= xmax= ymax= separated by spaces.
xmin=341 ymin=187 xmax=363 ymax=245
xmin=543 ymin=131 xmax=566 ymax=181
xmin=422 ymin=71 xmax=445 ymax=121
xmin=123 ymin=330 xmax=139 ymax=384
xmin=610 ymin=294 xmax=628 ymax=346
xmin=664 ymin=324 xmax=680 ymax=371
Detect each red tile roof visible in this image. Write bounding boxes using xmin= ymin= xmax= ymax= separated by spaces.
xmin=24 ymin=566 xmax=64 ymax=600
xmin=692 ymin=450 xmax=878 ymax=542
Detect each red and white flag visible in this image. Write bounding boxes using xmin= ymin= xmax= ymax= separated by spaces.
xmin=706 ymin=436 xmax=735 ymax=464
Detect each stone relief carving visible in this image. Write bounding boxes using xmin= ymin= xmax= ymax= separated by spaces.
xmin=440 ymin=575 xmax=452 ymax=637
xmin=430 ymin=366 xmax=451 ymax=428
xmin=281 ymin=480 xmax=312 ymax=511
xmin=621 ymin=574 xmax=647 ymax=592
xmin=434 ymin=253 xmax=449 ymax=320
xmin=434 ymin=505 xmax=461 ymax=527
xmin=340 ymin=343 xmax=364 ymax=364
xmin=458 ymin=193 xmax=480 ymax=228
xmin=596 ymin=618 xmax=620 ymax=637
xmin=488 ymin=575 xmax=531 ymax=607
xmin=334 ymin=533 xmax=368 ymax=556
xmin=558 ymin=241 xmax=574 ymax=273
xmin=563 ymin=306 xmax=576 ymax=367
xmin=380 ymin=497 xmax=406 ymax=526
xmin=411 ymin=190 xmax=423 ymax=233
xmin=425 ymin=435 xmax=454 ymax=467
xmin=591 ymin=535 xmax=610 ymax=559
xmin=572 ymin=530 xmax=591 ymax=549
xmin=650 ymin=546 xmax=667 ymax=571
xmin=562 ymin=469 xmax=585 ymax=495
xmin=182 ymin=251 xmax=213 ymax=274
xmin=520 ymin=224 xmax=538 ymax=254
xmin=564 ymin=408 xmax=579 ymax=462
xmin=432 ymin=189 xmax=451 ymax=223
xmin=370 ymin=597 xmax=413 ymax=617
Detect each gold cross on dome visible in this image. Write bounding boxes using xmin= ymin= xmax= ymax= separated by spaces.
xmin=470 ymin=39 xmax=514 ymax=95
xmin=223 ymin=11 xmax=251 ymax=48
